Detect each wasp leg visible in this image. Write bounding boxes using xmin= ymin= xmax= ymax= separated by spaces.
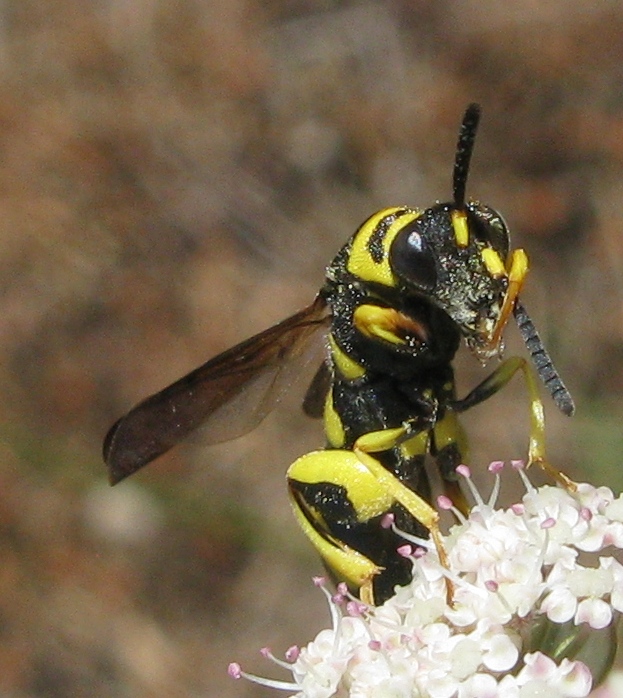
xmin=452 ymin=356 xmax=574 ymax=489
xmin=431 ymin=410 xmax=471 ymax=515
xmin=353 ymin=427 xmax=453 ymax=604
xmin=288 ymin=448 xmax=414 ymax=606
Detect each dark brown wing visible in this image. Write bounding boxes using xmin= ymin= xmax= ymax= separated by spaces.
xmin=104 ymin=295 xmax=330 ymax=484
xmin=302 ymin=361 xmax=332 ymax=418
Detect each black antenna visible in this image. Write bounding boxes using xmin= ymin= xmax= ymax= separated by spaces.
xmin=453 ymin=103 xmax=481 ymax=208
xmin=513 ymin=301 xmax=575 ymax=416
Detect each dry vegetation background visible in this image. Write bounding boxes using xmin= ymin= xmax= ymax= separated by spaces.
xmin=2 ymin=0 xmax=623 ymax=696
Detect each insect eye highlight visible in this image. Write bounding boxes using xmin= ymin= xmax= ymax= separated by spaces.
xmin=390 ymin=223 xmax=437 ymax=292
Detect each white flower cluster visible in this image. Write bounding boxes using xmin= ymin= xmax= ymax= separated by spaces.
xmin=230 ymin=464 xmax=623 ymax=697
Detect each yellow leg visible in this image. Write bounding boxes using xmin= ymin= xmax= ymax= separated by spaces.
xmin=354 ymin=427 xmax=453 ymax=604
xmin=432 ymin=410 xmax=470 ymax=515
xmin=454 ymin=356 xmax=575 ymax=490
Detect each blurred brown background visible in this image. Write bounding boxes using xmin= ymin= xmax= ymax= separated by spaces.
xmin=2 ymin=1 xmax=623 ymax=696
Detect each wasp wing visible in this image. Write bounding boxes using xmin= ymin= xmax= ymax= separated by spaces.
xmin=302 ymin=361 xmax=332 ymax=418
xmin=104 ymin=295 xmax=330 ymax=484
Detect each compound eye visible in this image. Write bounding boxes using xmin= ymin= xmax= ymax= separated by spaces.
xmin=390 ymin=224 xmax=437 ymax=292
xmin=470 ymin=203 xmax=510 ymax=259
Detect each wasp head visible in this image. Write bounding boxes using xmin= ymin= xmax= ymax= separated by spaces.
xmin=389 ymin=104 xmax=527 ymax=361
xmin=388 ymin=200 xmax=523 ymax=361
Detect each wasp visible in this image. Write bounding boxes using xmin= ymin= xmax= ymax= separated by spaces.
xmin=104 ymin=104 xmax=574 ymax=606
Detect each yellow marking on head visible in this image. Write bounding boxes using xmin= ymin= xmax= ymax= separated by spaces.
xmin=323 ymin=389 xmax=345 ymax=448
xmin=451 ymin=209 xmax=469 ymax=248
xmin=329 ymin=334 xmax=366 ymax=380
xmin=508 ymin=247 xmax=529 ymax=282
xmin=347 ymin=207 xmax=422 ymax=287
xmin=481 ymin=248 xmax=506 ymax=278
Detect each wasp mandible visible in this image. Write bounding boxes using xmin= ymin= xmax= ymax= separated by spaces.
xmin=104 ymin=104 xmax=574 ymax=605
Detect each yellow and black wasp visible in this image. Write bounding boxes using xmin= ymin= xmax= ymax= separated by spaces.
xmin=104 ymin=104 xmax=574 ymax=606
